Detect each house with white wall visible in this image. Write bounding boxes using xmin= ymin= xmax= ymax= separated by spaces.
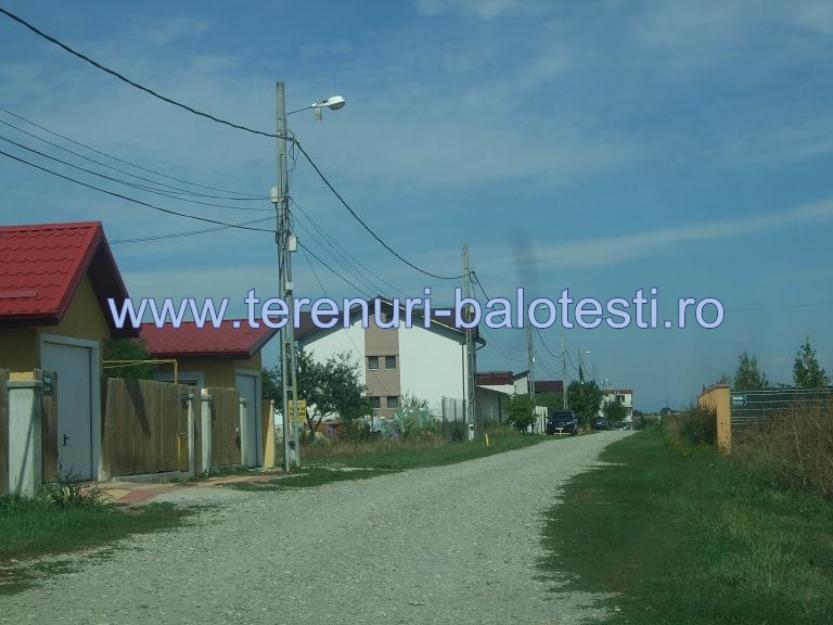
xmin=295 ymin=299 xmax=483 ymax=418
xmin=599 ymin=388 xmax=634 ymax=423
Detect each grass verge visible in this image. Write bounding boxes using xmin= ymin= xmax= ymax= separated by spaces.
xmin=1 ymin=495 xmax=190 ymax=594
xmin=304 ymin=427 xmax=543 ymax=471
xmin=541 ymin=430 xmax=833 ymax=624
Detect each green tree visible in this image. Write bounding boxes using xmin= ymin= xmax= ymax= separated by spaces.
xmin=567 ymin=379 xmax=603 ymax=430
xmin=603 ymin=398 xmax=628 ymax=425
xmin=734 ymin=351 xmax=768 ymax=390
xmin=297 ymin=350 xmax=372 ymax=435
xmin=507 ymin=394 xmax=536 ymax=432
xmin=262 ymin=365 xmax=281 ymax=403
xmin=103 ymin=339 xmax=155 ymax=379
xmin=534 ymin=392 xmax=564 ymax=410
xmin=793 ymin=339 xmax=829 ymax=388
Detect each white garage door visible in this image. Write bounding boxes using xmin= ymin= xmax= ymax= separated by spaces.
xmin=235 ymin=373 xmax=261 ymax=467
xmin=41 ymin=339 xmax=95 ymax=480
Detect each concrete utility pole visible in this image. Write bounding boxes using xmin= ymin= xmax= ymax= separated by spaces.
xmin=275 ymin=81 xmax=300 ymax=472
xmin=463 ymin=244 xmax=477 ymax=440
xmin=526 ymin=324 xmax=535 ymax=400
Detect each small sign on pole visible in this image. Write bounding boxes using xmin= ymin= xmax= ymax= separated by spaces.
xmin=288 ymin=399 xmax=307 ymax=423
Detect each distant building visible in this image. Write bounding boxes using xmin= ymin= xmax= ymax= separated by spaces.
xmin=599 ymin=388 xmax=634 ymax=422
xmin=295 ymin=298 xmax=483 ymax=418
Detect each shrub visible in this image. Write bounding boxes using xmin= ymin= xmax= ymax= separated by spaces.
xmin=664 ymin=406 xmax=716 ymax=448
xmin=41 ymin=480 xmax=107 ymax=510
xmin=507 ymin=394 xmax=536 ymax=432
xmin=734 ymin=400 xmax=833 ymax=500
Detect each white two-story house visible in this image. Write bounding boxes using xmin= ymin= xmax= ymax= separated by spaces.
xmin=295 ymin=298 xmax=483 ymax=418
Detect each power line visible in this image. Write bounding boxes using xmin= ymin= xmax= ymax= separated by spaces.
xmin=294 ymin=141 xmax=466 ymax=281
xmin=110 ymin=216 xmax=274 ymax=244
xmin=0 ymin=135 xmax=272 ymax=212
xmin=0 ymin=105 xmax=262 ymax=197
xmin=0 ymin=5 xmax=285 ymax=139
xmin=0 ymin=114 xmax=267 ymax=201
xmin=291 ymin=198 xmax=401 ymax=297
xmin=535 ymin=327 xmax=563 ymax=361
xmin=0 ymin=148 xmax=276 ymax=232
xmin=297 ymin=240 xmax=373 ymax=298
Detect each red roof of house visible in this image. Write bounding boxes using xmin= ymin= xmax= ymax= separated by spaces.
xmin=0 ymin=221 xmax=131 ymax=332
xmin=476 ymin=371 xmax=515 ymax=385
xmin=140 ymin=320 xmax=278 ymax=359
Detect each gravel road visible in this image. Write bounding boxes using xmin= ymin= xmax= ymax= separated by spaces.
xmin=2 ymin=432 xmax=628 ymax=625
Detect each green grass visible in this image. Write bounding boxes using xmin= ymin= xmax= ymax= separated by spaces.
xmin=542 ymin=430 xmax=833 ymax=624
xmin=305 ymin=428 xmax=543 ymax=471
xmin=0 ymin=495 xmax=189 ymax=591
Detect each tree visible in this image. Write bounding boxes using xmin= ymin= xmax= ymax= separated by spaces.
xmin=567 ymin=379 xmax=603 ymax=430
xmin=603 ymin=398 xmax=628 ymax=425
xmin=103 ymin=339 xmax=155 ymax=379
xmin=793 ymin=339 xmax=829 ymax=388
xmin=297 ymin=350 xmax=372 ymax=435
xmin=734 ymin=351 xmax=768 ymax=390
xmin=507 ymin=394 xmax=536 ymax=432
xmin=262 ymin=365 xmax=282 ymax=403
xmin=533 ymin=391 xmax=564 ymax=410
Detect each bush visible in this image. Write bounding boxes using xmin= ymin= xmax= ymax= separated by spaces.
xmin=734 ymin=400 xmax=833 ymax=500
xmin=41 ymin=480 xmax=107 ymax=509
xmin=507 ymin=394 xmax=536 ymax=432
xmin=664 ymin=406 xmax=716 ymax=448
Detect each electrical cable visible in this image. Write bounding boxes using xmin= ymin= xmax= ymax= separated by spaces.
xmin=0 ymin=6 xmax=286 ymax=140
xmin=0 ymin=135 xmax=272 ymax=212
xmin=110 ymin=216 xmax=274 ymax=244
xmin=0 ymin=147 xmax=276 ymax=232
xmin=0 ymin=105 xmax=263 ymax=197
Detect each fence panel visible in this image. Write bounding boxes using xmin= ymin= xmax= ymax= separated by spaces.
xmin=102 ymin=378 xmax=190 ymax=477
xmin=0 ymin=369 xmax=8 ymax=494
xmin=41 ymin=370 xmax=59 ymax=482
xmin=209 ymin=386 xmax=241 ymax=467
xmin=731 ymin=388 xmax=833 ymax=427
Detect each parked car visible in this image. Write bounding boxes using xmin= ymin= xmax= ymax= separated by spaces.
xmin=591 ymin=416 xmax=609 ymax=430
xmin=546 ymin=410 xmax=578 ymax=435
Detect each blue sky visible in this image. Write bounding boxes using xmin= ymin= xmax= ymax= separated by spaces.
xmin=1 ymin=0 xmax=832 ymax=410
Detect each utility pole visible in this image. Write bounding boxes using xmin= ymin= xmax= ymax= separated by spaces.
xmin=561 ymin=336 xmax=568 ymax=410
xmin=275 ymin=81 xmax=300 ymax=472
xmin=463 ymin=244 xmax=476 ymax=440
xmin=526 ymin=324 xmax=535 ymax=400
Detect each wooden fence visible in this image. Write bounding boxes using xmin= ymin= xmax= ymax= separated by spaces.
xmin=0 ymin=369 xmax=7 ymax=495
xmin=102 ymin=378 xmax=192 ymax=477
xmin=208 ymin=386 xmax=241 ymax=467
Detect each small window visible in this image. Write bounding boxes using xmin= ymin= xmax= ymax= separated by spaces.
xmin=386 ymin=395 xmax=400 ymax=409
xmin=369 ymin=396 xmax=381 ymax=409
xmin=385 ymin=355 xmax=397 ymax=369
xmin=368 ymin=356 xmax=379 ymax=370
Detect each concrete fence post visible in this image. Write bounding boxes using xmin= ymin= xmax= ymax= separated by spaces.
xmin=7 ymin=375 xmax=43 ymax=498
xmin=200 ymin=389 xmax=213 ymax=475
xmin=185 ymin=393 xmax=196 ymax=478
xmin=238 ymin=396 xmax=249 ymax=466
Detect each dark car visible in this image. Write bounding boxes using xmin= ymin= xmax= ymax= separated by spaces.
xmin=546 ymin=410 xmax=578 ymax=435
xmin=591 ymin=416 xmax=609 ymax=430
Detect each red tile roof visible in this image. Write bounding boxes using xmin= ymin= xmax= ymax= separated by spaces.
xmin=140 ymin=320 xmax=278 ymax=359
xmin=0 ymin=221 xmax=131 ymax=331
xmin=476 ymin=371 xmax=515 ymax=385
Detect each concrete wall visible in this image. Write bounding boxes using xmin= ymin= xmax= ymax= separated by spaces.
xmin=698 ymin=384 xmax=731 ymax=454
xmin=300 ymin=317 xmax=366 ymax=385
xmin=475 ymin=386 xmax=508 ymax=425
xmin=399 ymin=324 xmax=466 ymax=416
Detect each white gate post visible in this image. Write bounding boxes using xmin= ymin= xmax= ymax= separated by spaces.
xmin=185 ymin=392 xmax=196 ymax=478
xmin=238 ymin=396 xmax=249 ymax=466
xmin=7 ymin=375 xmax=43 ymax=498
xmin=200 ymin=389 xmax=212 ymax=475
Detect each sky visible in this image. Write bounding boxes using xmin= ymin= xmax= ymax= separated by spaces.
xmin=1 ymin=0 xmax=832 ymax=410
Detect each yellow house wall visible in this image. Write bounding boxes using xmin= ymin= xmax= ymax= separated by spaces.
xmin=698 ymin=384 xmax=731 ymax=454
xmin=175 ymin=351 xmax=262 ymax=389
xmin=0 ymin=276 xmax=111 ymax=371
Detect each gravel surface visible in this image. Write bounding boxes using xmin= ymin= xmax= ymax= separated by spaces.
xmin=2 ymin=432 xmax=628 ymax=624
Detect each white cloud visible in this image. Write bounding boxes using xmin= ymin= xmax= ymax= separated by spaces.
xmin=414 ymin=0 xmax=549 ymax=19
xmin=481 ymin=198 xmax=833 ymax=271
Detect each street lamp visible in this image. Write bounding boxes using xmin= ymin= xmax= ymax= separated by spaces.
xmin=274 ymin=83 xmax=346 ymax=472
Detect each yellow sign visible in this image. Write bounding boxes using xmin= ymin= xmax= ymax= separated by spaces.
xmin=288 ymin=399 xmax=307 ymax=422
